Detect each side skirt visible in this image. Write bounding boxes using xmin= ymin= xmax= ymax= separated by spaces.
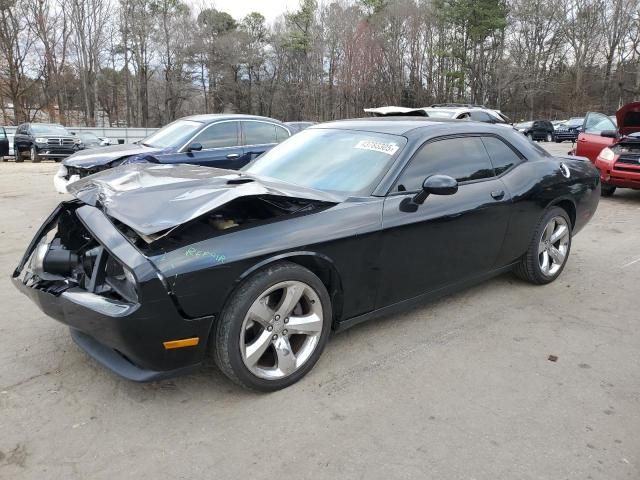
xmin=335 ymin=262 xmax=518 ymax=332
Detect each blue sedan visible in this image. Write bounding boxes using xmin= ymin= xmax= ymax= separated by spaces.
xmin=55 ymin=114 xmax=292 ymax=193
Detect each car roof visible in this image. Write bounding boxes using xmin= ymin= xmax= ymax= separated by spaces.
xmin=181 ymin=114 xmax=285 ymax=125
xmin=310 ymin=116 xmax=520 ymax=137
xmin=312 ymin=117 xmax=453 ymax=135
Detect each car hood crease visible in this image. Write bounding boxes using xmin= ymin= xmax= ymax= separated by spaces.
xmin=67 ymin=163 xmax=342 ymax=236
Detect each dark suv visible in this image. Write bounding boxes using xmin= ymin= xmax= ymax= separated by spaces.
xmin=516 ymin=120 xmax=554 ymax=141
xmin=14 ymin=123 xmax=81 ymax=162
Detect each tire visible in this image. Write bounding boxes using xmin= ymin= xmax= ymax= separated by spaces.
xmin=601 ymin=184 xmax=616 ymax=197
xmin=30 ymin=145 xmax=41 ymax=163
xmin=546 ymin=133 xmax=553 ymax=142
xmin=527 ymin=133 xmax=533 ymax=141
xmin=213 ymin=261 xmax=332 ymax=391
xmin=514 ymin=207 xmax=572 ymax=285
xmin=14 ymin=148 xmax=24 ymax=162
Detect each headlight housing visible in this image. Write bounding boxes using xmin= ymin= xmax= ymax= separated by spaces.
xmin=105 ymin=256 xmax=138 ymax=303
xmin=599 ymin=147 xmax=616 ymax=162
xmin=74 ymin=138 xmax=83 ymax=145
xmin=35 ymin=137 xmax=48 ymax=143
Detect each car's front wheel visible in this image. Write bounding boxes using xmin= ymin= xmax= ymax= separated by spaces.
xmin=601 ymin=184 xmax=616 ymax=197
xmin=213 ymin=261 xmax=332 ymax=391
xmin=15 ymin=148 xmax=24 ymax=162
xmin=30 ymin=145 xmax=41 ymax=163
xmin=546 ymin=133 xmax=553 ymax=142
xmin=514 ymin=207 xmax=572 ymax=285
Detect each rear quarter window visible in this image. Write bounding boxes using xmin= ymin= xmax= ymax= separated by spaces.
xmin=481 ymin=137 xmax=522 ymax=175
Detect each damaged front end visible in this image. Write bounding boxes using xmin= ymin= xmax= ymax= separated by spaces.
xmin=12 ymin=200 xmax=214 ymax=380
xmin=66 ymin=163 xmax=340 ymax=246
xmin=14 ymin=163 xmax=339 ymax=380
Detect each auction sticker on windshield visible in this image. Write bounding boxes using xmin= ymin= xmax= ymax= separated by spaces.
xmin=355 ymin=140 xmax=400 ymax=155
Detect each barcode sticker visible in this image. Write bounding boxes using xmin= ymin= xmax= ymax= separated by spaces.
xmin=354 ymin=140 xmax=400 ymax=155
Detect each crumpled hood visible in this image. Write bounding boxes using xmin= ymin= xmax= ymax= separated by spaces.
xmin=62 ymin=143 xmax=161 ymax=168
xmin=616 ymin=102 xmax=640 ymax=136
xmin=67 ymin=163 xmax=342 ymax=236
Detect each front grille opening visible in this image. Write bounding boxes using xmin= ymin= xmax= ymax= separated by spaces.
xmin=28 ymin=205 xmax=138 ymax=303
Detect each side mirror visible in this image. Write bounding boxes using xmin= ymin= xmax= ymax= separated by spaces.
xmin=600 ymin=130 xmax=617 ymax=138
xmin=400 ymin=175 xmax=458 ymax=212
xmin=188 ymin=142 xmax=203 ymax=152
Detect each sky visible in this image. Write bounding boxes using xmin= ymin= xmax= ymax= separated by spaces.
xmin=204 ymin=0 xmax=304 ymax=24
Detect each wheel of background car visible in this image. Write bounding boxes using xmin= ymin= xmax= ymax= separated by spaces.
xmin=514 ymin=207 xmax=572 ymax=285
xmin=14 ymin=148 xmax=24 ymax=162
xmin=546 ymin=133 xmax=552 ymax=142
xmin=527 ymin=133 xmax=533 ymax=140
xmin=30 ymin=145 xmax=41 ymax=163
xmin=213 ymin=261 xmax=332 ymax=391
xmin=600 ymin=184 xmax=616 ymax=197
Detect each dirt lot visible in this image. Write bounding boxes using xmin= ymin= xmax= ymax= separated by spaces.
xmin=1 ymin=146 xmax=639 ymax=479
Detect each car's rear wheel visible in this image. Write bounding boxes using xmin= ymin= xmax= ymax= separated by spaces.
xmin=514 ymin=207 xmax=572 ymax=285
xmin=601 ymin=184 xmax=616 ymax=197
xmin=30 ymin=145 xmax=41 ymax=163
xmin=213 ymin=261 xmax=332 ymax=391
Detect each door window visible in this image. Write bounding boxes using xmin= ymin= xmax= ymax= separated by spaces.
xmin=243 ymin=121 xmax=279 ymax=145
xmin=275 ymin=125 xmax=290 ymax=143
xmin=394 ymin=137 xmax=495 ymax=192
xmin=481 ymin=137 xmax=521 ymax=175
xmin=0 ymin=128 xmax=6 ymax=140
xmin=584 ymin=113 xmax=615 ymax=134
xmin=469 ymin=111 xmax=493 ymax=123
xmin=192 ymin=121 xmax=239 ymax=149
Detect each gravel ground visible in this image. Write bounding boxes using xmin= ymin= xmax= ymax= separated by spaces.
xmin=0 ymin=145 xmax=639 ymax=479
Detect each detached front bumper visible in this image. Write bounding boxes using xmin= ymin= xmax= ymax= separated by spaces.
xmin=12 ymin=203 xmax=214 ymax=381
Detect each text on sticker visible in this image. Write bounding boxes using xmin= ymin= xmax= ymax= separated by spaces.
xmin=355 ymin=140 xmax=400 ymax=155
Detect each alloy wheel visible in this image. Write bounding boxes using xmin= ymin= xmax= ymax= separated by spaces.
xmin=240 ymin=280 xmax=323 ymax=380
xmin=538 ymin=216 xmax=570 ymax=276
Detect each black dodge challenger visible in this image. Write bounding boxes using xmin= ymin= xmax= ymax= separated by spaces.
xmin=12 ymin=118 xmax=600 ymax=391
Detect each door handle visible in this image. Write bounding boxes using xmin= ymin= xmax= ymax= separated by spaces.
xmin=226 ymin=153 xmax=240 ymax=159
xmin=491 ymin=190 xmax=505 ymax=200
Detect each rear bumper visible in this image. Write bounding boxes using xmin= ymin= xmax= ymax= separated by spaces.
xmin=12 ymin=203 xmax=214 ymax=381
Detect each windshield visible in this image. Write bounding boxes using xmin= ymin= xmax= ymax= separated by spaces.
xmin=425 ymin=110 xmax=456 ymax=118
xmin=244 ymin=128 xmax=406 ymax=195
xmin=31 ymin=124 xmax=70 ymax=135
xmin=141 ymin=120 xmax=202 ymax=149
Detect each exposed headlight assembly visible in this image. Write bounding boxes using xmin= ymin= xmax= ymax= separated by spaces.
xmin=35 ymin=137 xmax=48 ymax=143
xmin=599 ymin=147 xmax=616 ymax=162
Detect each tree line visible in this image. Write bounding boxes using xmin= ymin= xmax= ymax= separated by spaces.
xmin=0 ymin=0 xmax=639 ymax=127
